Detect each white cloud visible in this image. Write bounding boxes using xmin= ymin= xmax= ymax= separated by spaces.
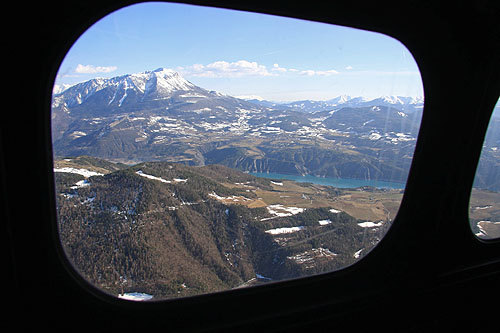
xmin=345 ymin=65 xmax=353 ymax=70
xmin=300 ymin=70 xmax=316 ymax=76
xmin=318 ymin=69 xmax=339 ymax=75
xmin=75 ymin=64 xmax=118 ymax=74
xmin=183 ymin=60 xmax=273 ymax=78
xmin=272 ymin=63 xmax=287 ymax=73
xmin=299 ymin=69 xmax=339 ymax=76
xmin=180 ymin=60 xmax=339 ymax=79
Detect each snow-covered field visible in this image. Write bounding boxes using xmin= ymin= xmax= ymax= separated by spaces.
xmin=208 ymin=192 xmax=251 ymax=203
xmin=266 ymin=204 xmax=305 ymax=217
xmin=54 ymin=167 xmax=103 ymax=178
xmin=358 ymin=221 xmax=384 ymax=228
xmin=475 ymin=220 xmax=500 ymax=238
xmin=265 ymin=226 xmax=305 ymax=235
xmin=318 ymin=219 xmax=332 ymax=225
xmin=287 ymin=248 xmax=337 ymax=267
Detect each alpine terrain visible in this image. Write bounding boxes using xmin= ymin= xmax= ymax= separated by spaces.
xmin=54 ymin=156 xmax=397 ymax=299
xmin=52 ymin=68 xmax=500 ymax=300
xmin=52 ymin=68 xmax=425 ymax=184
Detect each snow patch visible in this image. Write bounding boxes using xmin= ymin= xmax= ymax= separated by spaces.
xmin=136 ymin=170 xmax=171 ymax=183
xmin=54 ymin=167 xmax=103 ymax=178
xmin=476 ymin=221 xmax=500 ymax=238
xmin=474 ymin=205 xmax=492 ymax=210
xmin=118 ymin=292 xmax=153 ymax=301
xmin=266 ymin=204 xmax=305 ymax=217
xmin=265 ymin=226 xmax=305 ymax=235
xmin=358 ymin=221 xmax=384 ymax=228
xmin=318 ymin=219 xmax=332 ymax=225
xmin=208 ymin=192 xmax=250 ymax=203
xmin=179 ymin=93 xmax=206 ymax=98
xmin=70 ymin=180 xmax=91 ymax=189
xmin=287 ymin=248 xmax=337 ymax=267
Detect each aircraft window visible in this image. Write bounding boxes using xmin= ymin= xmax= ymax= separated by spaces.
xmin=51 ymin=2 xmax=423 ymax=301
xmin=469 ymin=98 xmax=500 ymax=240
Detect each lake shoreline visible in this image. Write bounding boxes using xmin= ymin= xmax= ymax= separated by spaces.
xmin=249 ymin=172 xmax=406 ymax=190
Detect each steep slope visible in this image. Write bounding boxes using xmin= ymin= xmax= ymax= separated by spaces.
xmin=52 ymin=68 xmax=424 ymax=183
xmin=54 ymin=158 xmax=388 ymax=299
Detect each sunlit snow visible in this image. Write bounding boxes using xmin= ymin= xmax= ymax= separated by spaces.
xmin=54 ymin=167 xmax=103 ymax=178
xmin=70 ymin=179 xmax=91 ymax=189
xmin=266 ymin=204 xmax=305 ymax=217
xmin=287 ymin=248 xmax=337 ymax=267
xmin=476 ymin=221 xmax=500 ymax=238
xmin=136 ymin=170 xmax=171 ymax=183
xmin=118 ymin=292 xmax=153 ymax=301
xmin=208 ymin=191 xmax=250 ymax=203
xmin=265 ymin=226 xmax=305 ymax=235
xmin=358 ymin=221 xmax=384 ymax=228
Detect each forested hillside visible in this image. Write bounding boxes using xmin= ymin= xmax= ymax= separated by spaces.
xmin=55 ymin=158 xmax=390 ymax=299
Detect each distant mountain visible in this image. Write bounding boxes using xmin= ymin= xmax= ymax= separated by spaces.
xmin=243 ymin=94 xmax=424 ymax=113
xmin=53 ymin=68 xmax=196 ymax=109
xmin=52 ymin=68 xmax=425 ymax=183
xmin=51 ymin=68 xmax=264 ymax=139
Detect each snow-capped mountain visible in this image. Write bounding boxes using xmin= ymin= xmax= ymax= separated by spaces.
xmin=274 ymin=95 xmax=423 ymax=113
xmin=52 ymin=83 xmax=74 ymax=95
xmin=53 ymin=68 xmax=202 ymax=109
xmin=370 ymin=95 xmax=424 ymax=106
xmin=54 ymin=67 xmax=424 ymax=114
xmin=52 ymin=67 xmax=424 ymax=179
xmin=327 ymin=94 xmax=352 ymax=105
xmin=51 ymin=68 xmax=269 ymax=140
xmin=241 ymin=94 xmax=423 ymax=113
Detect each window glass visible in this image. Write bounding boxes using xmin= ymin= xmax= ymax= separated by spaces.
xmin=470 ymin=98 xmax=500 ymax=240
xmin=52 ymin=2 xmax=423 ymax=301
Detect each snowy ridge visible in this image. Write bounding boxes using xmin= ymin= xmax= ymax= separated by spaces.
xmin=53 ymin=68 xmax=197 ymax=108
xmin=53 ymin=167 xmax=103 ymax=178
xmin=53 ymin=67 xmax=423 ymax=112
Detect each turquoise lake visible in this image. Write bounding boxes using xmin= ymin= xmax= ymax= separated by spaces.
xmin=249 ymin=172 xmax=406 ymax=190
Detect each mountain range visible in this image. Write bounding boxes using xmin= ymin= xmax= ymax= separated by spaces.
xmin=248 ymin=94 xmax=424 ymax=113
xmin=50 ymin=68 xmax=500 ymax=190
xmin=51 ymin=68 xmax=499 ymax=299
xmin=51 ymin=68 xmax=428 ymax=184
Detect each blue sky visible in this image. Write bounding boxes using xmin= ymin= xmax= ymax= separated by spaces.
xmin=55 ymin=2 xmax=423 ymax=101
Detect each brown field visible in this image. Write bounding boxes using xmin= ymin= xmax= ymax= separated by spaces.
xmin=469 ymin=188 xmax=500 ymax=239
xmin=224 ymin=178 xmax=404 ymax=222
xmin=469 ymin=189 xmax=500 ymax=221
